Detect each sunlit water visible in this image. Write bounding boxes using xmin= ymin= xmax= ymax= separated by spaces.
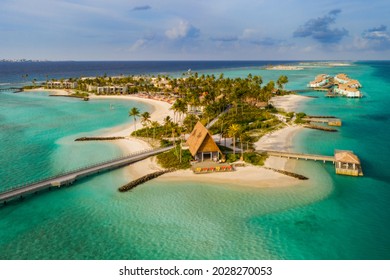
xmin=0 ymin=61 xmax=389 ymax=259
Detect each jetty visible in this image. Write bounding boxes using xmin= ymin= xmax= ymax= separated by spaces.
xmin=0 ymin=146 xmax=173 ymax=204
xmin=257 ymin=150 xmax=335 ymax=163
xmin=75 ymin=136 xmax=125 ymax=141
xmin=303 ymin=117 xmax=342 ymax=126
xmin=118 ymin=169 xmax=176 ymax=192
xmin=257 ymin=149 xmax=363 ymax=176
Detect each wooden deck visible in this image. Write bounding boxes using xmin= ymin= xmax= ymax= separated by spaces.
xmin=0 ymin=146 xmax=173 ymax=204
xmin=256 ymin=150 xmax=335 ymax=163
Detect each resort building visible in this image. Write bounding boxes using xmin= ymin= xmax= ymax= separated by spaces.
xmin=335 ymin=150 xmax=363 ymax=176
xmin=186 ymin=121 xmax=223 ymax=162
xmin=335 ymin=74 xmax=362 ymax=87
xmin=187 ymin=104 xmax=205 ymax=115
xmin=334 ymin=84 xmax=362 ymax=98
xmin=333 ymin=73 xmax=362 ymax=98
xmin=46 ymin=80 xmax=78 ymax=89
xmin=308 ymin=74 xmax=329 ymax=88
xmin=96 ymin=86 xmax=128 ymax=95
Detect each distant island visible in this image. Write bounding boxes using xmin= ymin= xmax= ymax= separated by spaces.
xmin=0 ymin=59 xmax=49 ymax=63
xmin=265 ymin=65 xmax=304 ymax=70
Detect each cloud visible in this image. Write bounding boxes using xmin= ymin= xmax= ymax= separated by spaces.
xmin=293 ymin=9 xmax=348 ymax=44
xmin=210 ymin=35 xmax=238 ymax=42
xmin=250 ymin=37 xmax=283 ymax=46
xmin=165 ymin=20 xmax=200 ymax=40
xmin=361 ymin=25 xmax=390 ymax=50
xmin=129 ymin=39 xmax=147 ymax=52
xmin=132 ymin=5 xmax=151 ymax=11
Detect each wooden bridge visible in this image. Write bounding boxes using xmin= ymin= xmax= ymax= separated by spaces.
xmin=256 ymin=150 xmax=335 ymax=163
xmin=0 ymin=146 xmax=173 ymax=204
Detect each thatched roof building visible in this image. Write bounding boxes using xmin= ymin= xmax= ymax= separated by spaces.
xmin=335 ymin=150 xmax=363 ymax=176
xmin=186 ymin=121 xmax=222 ymax=162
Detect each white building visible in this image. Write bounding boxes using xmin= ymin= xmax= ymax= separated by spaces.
xmin=334 ymin=84 xmax=362 ymax=98
xmin=46 ymin=80 xmax=78 ymax=89
xmin=308 ymin=74 xmax=329 ymax=88
xmin=96 ymin=86 xmax=128 ymax=95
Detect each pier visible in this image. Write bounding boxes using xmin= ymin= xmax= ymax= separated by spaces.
xmin=303 ymin=117 xmax=342 ymax=126
xmin=257 ymin=150 xmax=335 ymax=163
xmin=256 ymin=149 xmax=363 ymax=176
xmin=0 ymin=146 xmax=173 ymax=204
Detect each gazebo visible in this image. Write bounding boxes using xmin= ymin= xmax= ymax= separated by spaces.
xmin=334 ymin=150 xmax=363 ymax=176
xmin=186 ymin=121 xmax=223 ymax=162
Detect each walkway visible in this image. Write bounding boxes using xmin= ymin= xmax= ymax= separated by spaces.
xmin=0 ymin=146 xmax=173 ymax=204
xmin=256 ymin=149 xmax=335 ymax=163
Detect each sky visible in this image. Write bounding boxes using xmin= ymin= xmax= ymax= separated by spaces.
xmin=1 ymin=0 xmax=390 ymax=60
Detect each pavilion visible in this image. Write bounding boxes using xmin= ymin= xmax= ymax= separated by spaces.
xmin=186 ymin=121 xmax=223 ymax=162
xmin=335 ymin=150 xmax=363 ymax=176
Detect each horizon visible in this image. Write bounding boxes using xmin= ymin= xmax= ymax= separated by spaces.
xmin=2 ymin=59 xmax=390 ymax=62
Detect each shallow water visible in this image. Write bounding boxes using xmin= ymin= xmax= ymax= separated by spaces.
xmin=0 ymin=61 xmax=389 ymax=259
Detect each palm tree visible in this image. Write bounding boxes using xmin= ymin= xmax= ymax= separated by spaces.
xmin=228 ymin=124 xmax=241 ymax=155
xmin=163 ymin=116 xmax=173 ymax=136
xmin=150 ymin=121 xmax=160 ymax=140
xmin=140 ymin=111 xmax=151 ymax=127
xmin=129 ymin=107 xmax=140 ymax=135
xmin=140 ymin=111 xmax=151 ymax=139
xmin=277 ymin=75 xmax=289 ymax=90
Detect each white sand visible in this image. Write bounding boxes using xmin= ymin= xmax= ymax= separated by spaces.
xmin=87 ymin=95 xmax=175 ymax=179
xmin=269 ymin=94 xmax=310 ymax=112
xmin=254 ymin=94 xmax=307 ymax=172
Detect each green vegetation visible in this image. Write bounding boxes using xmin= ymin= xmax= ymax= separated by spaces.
xmin=129 ymin=107 xmax=140 ymax=134
xmin=45 ymin=71 xmax=296 ymax=168
xmin=71 ymin=91 xmax=89 ymax=98
xmin=295 ymin=112 xmax=308 ymax=124
xmin=157 ymin=146 xmax=192 ymax=169
xmin=243 ymin=152 xmax=268 ymax=166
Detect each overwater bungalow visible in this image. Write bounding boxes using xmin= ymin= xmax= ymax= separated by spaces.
xmin=333 ymin=73 xmax=362 ymax=98
xmin=308 ymin=74 xmax=329 ymax=88
xmin=186 ymin=121 xmax=223 ymax=162
xmin=334 ymin=84 xmax=362 ymax=98
xmin=335 ymin=150 xmax=363 ymax=176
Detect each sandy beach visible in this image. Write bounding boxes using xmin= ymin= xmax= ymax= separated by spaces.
xmin=27 ymin=88 xmax=308 ymax=188
xmin=159 ymin=95 xmax=308 ymax=188
xmin=269 ymin=94 xmax=310 ymax=112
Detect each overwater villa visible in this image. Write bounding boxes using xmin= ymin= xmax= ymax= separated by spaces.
xmin=334 ymin=84 xmax=362 ymax=98
xmin=335 ymin=150 xmax=363 ymax=176
xmin=333 ymin=73 xmax=362 ymax=98
xmin=186 ymin=121 xmax=223 ymax=162
xmin=308 ymin=74 xmax=329 ymax=88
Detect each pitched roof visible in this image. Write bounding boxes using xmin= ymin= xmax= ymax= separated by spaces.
xmin=335 ymin=150 xmax=360 ymax=164
xmin=186 ymin=121 xmax=221 ymax=156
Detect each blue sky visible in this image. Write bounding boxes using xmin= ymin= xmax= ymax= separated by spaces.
xmin=1 ymin=0 xmax=389 ymax=60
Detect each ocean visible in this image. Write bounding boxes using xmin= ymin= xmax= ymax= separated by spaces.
xmin=0 ymin=61 xmax=389 ymax=259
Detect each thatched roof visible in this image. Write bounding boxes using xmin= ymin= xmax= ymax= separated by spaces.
xmin=186 ymin=121 xmax=221 ymax=157
xmin=335 ymin=150 xmax=360 ymax=164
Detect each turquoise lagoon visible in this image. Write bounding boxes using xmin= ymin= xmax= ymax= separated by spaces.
xmin=0 ymin=62 xmax=389 ymax=259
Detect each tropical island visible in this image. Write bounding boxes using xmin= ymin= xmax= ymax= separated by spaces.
xmin=18 ymin=71 xmax=361 ymax=196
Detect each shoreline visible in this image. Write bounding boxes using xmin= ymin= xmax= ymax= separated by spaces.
xmin=159 ymin=95 xmax=309 ymax=188
xmin=26 ymin=88 xmax=310 ymax=188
